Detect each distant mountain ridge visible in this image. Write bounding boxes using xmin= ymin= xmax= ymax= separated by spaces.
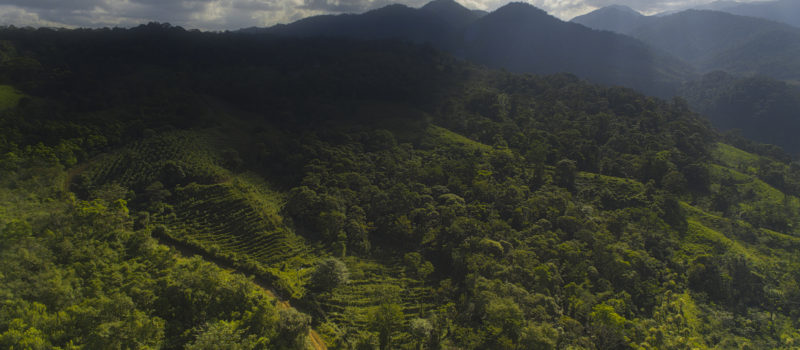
xmin=460 ymin=2 xmax=690 ymax=96
xmin=690 ymin=0 xmax=800 ymax=28
xmin=679 ymin=71 xmax=800 ymax=151
xmin=573 ymin=6 xmax=800 ymax=82
xmin=244 ymin=0 xmax=800 ymax=154
xmin=570 ymin=5 xmax=647 ymax=33
xmin=251 ymin=0 xmax=693 ymax=97
xmin=420 ymin=0 xmax=484 ymax=26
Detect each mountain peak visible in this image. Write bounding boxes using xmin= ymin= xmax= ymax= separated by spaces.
xmin=491 ymin=2 xmax=551 ymax=19
xmin=420 ymin=0 xmax=482 ymax=26
xmin=571 ymin=4 xmax=647 ymax=34
xmin=421 ymin=0 xmax=469 ymax=12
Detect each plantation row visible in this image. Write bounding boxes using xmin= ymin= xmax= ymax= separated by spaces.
xmin=84 ymin=131 xmax=227 ymax=189
xmin=147 ymin=181 xmax=317 ymax=297
xmin=160 ymin=183 xmax=311 ymax=264
xmin=315 ymin=259 xmax=434 ymax=346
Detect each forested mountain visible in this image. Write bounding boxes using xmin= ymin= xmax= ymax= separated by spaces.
xmin=258 ymin=0 xmax=800 ymax=156
xmin=258 ymin=0 xmax=693 ymax=97
xmin=573 ymin=8 xmax=800 ymax=83
xmin=573 ymin=6 xmax=800 ymax=155
xmin=570 ymin=5 xmax=647 ymax=34
xmin=3 ymin=23 xmax=800 ymax=349
xmin=458 ymin=3 xmax=690 ymax=97
xmin=679 ymin=71 xmax=800 ymax=152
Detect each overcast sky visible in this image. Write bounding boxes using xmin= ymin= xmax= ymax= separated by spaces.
xmin=0 ymin=0 xmax=772 ymax=30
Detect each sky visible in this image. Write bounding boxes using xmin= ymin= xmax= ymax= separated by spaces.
xmin=0 ymin=0 xmax=773 ymax=30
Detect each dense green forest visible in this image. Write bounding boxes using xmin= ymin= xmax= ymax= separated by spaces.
xmin=679 ymin=71 xmax=800 ymax=154
xmin=2 ymin=24 xmax=800 ymax=349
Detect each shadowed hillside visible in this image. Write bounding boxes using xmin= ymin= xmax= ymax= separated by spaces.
xmin=258 ymin=0 xmax=693 ymax=97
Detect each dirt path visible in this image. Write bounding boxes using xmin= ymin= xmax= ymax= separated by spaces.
xmin=308 ymin=330 xmax=327 ymax=350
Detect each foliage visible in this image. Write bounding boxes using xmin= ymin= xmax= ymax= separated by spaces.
xmin=0 ymin=25 xmax=799 ymax=350
xmin=310 ymin=258 xmax=350 ymax=292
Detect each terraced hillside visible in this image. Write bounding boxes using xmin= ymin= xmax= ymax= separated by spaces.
xmin=80 ymin=130 xmax=228 ymax=190
xmin=75 ymin=130 xmax=312 ymax=295
xmin=71 ymin=125 xmax=435 ymax=346
xmin=314 ymin=258 xmax=435 ymax=346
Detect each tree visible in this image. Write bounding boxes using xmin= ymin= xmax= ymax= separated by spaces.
xmin=520 ymin=322 xmax=558 ymax=350
xmin=555 ymin=159 xmax=577 ymax=191
xmin=277 ymin=308 xmax=310 ymax=349
xmin=661 ymin=170 xmax=687 ymax=193
xmin=371 ymin=303 xmax=404 ymax=350
xmin=0 ymin=319 xmax=49 ymax=350
xmin=404 ymin=252 xmax=434 ymax=280
xmin=186 ymin=320 xmax=253 ymax=350
xmin=309 ymin=258 xmax=349 ymax=292
xmin=589 ymin=303 xmax=629 ymax=349
xmin=482 ymin=297 xmax=524 ymax=349
xmin=410 ymin=318 xmax=433 ymax=350
xmin=682 ymin=163 xmax=710 ymax=192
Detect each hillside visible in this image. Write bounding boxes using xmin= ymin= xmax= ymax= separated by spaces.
xmin=679 ymin=71 xmax=800 ymax=154
xmin=2 ymin=25 xmax=800 ymax=349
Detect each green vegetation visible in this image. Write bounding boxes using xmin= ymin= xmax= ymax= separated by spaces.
xmin=0 ymin=85 xmax=22 ymax=110
xmin=1 ymin=24 xmax=800 ymax=349
xmin=0 ymin=168 xmax=313 ymax=349
xmin=680 ymin=71 xmax=800 ymax=154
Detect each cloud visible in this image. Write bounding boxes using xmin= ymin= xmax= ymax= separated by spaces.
xmin=0 ymin=5 xmax=66 ymax=27
xmin=0 ymin=0 xmax=770 ymax=30
xmin=0 ymin=0 xmax=104 ymax=11
xmin=300 ymin=0 xmax=394 ymax=13
xmin=488 ymin=0 xmax=720 ymax=19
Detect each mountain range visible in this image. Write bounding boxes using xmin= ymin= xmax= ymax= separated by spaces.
xmin=688 ymin=0 xmax=800 ymax=27
xmin=573 ymin=6 xmax=800 ymax=83
xmin=253 ymin=0 xmax=693 ymax=97
xmin=248 ymin=0 xmax=800 ymax=154
xmin=571 ymin=4 xmax=800 ymax=153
